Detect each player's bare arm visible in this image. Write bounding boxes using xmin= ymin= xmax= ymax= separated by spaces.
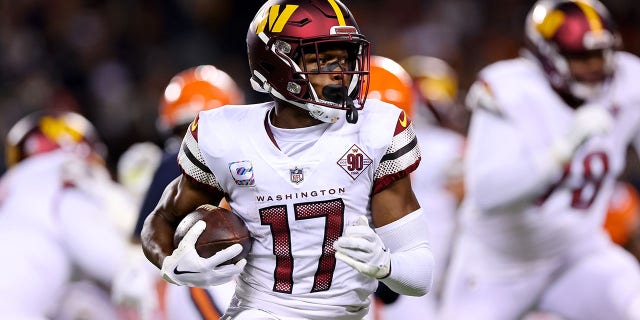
xmin=370 ymin=175 xmax=420 ymax=227
xmin=141 ymin=175 xmax=222 ymax=268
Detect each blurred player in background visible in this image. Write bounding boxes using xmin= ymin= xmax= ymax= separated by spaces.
xmin=400 ymin=55 xmax=466 ymax=210
xmin=0 ymin=110 xmax=133 ymax=319
xmin=141 ymin=0 xmax=435 ymax=318
xmin=399 ymin=55 xmax=466 ymax=319
xmin=401 ymin=55 xmax=469 ymax=136
xmin=367 ymin=55 xmax=466 ymax=319
xmin=440 ymin=0 xmax=640 ymax=319
xmin=112 ymin=64 xmax=245 ymax=320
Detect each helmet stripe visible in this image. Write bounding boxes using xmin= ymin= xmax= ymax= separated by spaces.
xmin=327 ymin=0 xmax=346 ymax=26
xmin=255 ymin=5 xmax=299 ymax=34
xmin=40 ymin=116 xmax=84 ymax=143
xmin=535 ymin=9 xmax=565 ymax=40
xmin=269 ymin=5 xmax=299 ymax=33
xmin=255 ymin=6 xmax=269 ymax=34
xmin=574 ymin=1 xmax=603 ymax=34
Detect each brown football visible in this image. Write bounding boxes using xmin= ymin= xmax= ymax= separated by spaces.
xmin=173 ymin=204 xmax=251 ymax=265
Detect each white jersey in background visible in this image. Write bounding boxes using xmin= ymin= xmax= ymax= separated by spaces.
xmin=440 ymin=52 xmax=640 ymax=320
xmin=0 ymin=150 xmax=129 ymax=319
xmin=178 ymin=99 xmax=421 ymax=320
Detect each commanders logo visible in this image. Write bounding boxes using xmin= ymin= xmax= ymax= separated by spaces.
xmin=337 ymin=144 xmax=372 ymax=180
xmin=254 ymin=4 xmax=299 ymax=34
xmin=254 ymin=0 xmax=347 ymax=34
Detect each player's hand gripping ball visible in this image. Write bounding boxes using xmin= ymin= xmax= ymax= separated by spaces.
xmin=174 ymin=204 xmax=252 ymax=265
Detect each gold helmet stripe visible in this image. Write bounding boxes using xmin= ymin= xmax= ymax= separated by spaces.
xmin=269 ymin=5 xmax=298 ymax=33
xmin=40 ymin=116 xmax=84 ymax=144
xmin=255 ymin=6 xmax=269 ymax=34
xmin=574 ymin=0 xmax=603 ymax=35
xmin=536 ymin=9 xmax=565 ymax=40
xmin=256 ymin=5 xmax=299 ymax=34
xmin=327 ymin=0 xmax=346 ymax=26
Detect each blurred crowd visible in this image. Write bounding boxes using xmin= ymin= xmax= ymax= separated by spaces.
xmin=2 ymin=0 xmax=640 ymax=177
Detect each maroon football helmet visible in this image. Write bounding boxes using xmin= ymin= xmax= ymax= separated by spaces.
xmin=5 ymin=110 xmax=106 ymax=168
xmin=524 ymin=0 xmax=620 ymax=101
xmin=247 ymin=0 xmax=370 ymax=123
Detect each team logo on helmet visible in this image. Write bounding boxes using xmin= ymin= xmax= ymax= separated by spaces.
xmin=255 ymin=4 xmax=299 ymax=34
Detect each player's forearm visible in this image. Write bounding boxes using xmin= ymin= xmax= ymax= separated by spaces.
xmin=470 ymin=157 xmax=560 ymax=211
xmin=377 ymin=209 xmax=434 ymax=296
xmin=140 ymin=211 xmax=176 ymax=269
xmin=467 ymin=112 xmax=561 ymax=211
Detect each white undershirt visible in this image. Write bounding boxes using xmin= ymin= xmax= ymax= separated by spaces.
xmin=268 ymin=118 xmax=330 ymax=158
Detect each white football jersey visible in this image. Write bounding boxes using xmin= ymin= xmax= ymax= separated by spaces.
xmin=0 ymin=150 xmax=129 ymax=317
xmin=462 ymin=52 xmax=640 ymax=260
xmin=178 ymin=100 xmax=420 ymax=319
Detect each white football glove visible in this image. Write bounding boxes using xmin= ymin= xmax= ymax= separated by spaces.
xmin=161 ymin=220 xmax=246 ymax=287
xmin=333 ymin=216 xmax=391 ymax=279
xmin=551 ymin=104 xmax=613 ymax=164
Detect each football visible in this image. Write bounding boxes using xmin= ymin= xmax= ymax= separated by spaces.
xmin=173 ymin=204 xmax=251 ymax=265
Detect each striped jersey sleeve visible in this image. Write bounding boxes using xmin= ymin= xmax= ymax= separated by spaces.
xmin=177 ymin=114 xmax=225 ymax=194
xmin=372 ymin=110 xmax=421 ymax=194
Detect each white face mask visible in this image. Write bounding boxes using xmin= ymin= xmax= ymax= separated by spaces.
xmin=305 ymin=102 xmax=345 ymax=123
xmin=569 ymin=81 xmax=605 ymax=102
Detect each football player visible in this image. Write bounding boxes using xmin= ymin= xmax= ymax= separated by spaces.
xmin=0 ymin=110 xmax=131 ymax=319
xmin=440 ymin=1 xmax=640 ymax=319
xmin=140 ymin=0 xmax=435 ymax=319
xmin=401 ymin=55 xmax=469 ymax=136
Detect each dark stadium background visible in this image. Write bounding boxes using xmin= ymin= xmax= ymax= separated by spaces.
xmin=1 ymin=0 xmax=639 ymax=182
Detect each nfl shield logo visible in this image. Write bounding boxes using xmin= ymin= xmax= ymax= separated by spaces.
xmin=290 ymin=167 xmax=304 ymax=184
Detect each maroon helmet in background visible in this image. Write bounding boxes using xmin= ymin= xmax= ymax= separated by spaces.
xmin=524 ymin=0 xmax=621 ymax=102
xmin=5 ymin=110 xmax=107 ymax=168
xmin=246 ymin=0 xmax=370 ymax=123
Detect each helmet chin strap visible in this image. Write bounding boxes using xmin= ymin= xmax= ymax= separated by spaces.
xmin=322 ymin=85 xmax=359 ymax=124
xmin=345 ymin=99 xmax=358 ymax=124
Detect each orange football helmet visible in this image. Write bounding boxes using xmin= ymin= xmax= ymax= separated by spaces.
xmin=604 ymin=182 xmax=640 ymax=246
xmin=157 ymin=65 xmax=245 ymax=135
xmin=5 ymin=110 xmax=106 ymax=168
xmin=367 ymin=55 xmax=415 ymax=117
